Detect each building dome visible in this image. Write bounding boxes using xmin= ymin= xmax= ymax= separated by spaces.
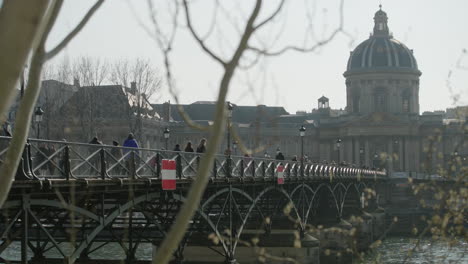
xmin=344 ymin=7 xmax=421 ymax=76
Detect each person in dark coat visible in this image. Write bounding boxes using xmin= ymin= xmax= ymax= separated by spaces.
xmin=174 ymin=144 xmax=181 ymax=151
xmin=196 ymin=138 xmax=206 ymax=153
xmin=291 ymin=155 xmax=298 ymax=162
xmin=88 ymin=136 xmax=102 ymax=175
xmin=275 ymin=151 xmax=285 ymax=160
xmin=184 ymin=141 xmax=194 ymax=152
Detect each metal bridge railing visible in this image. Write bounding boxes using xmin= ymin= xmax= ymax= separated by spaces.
xmin=0 ymin=136 xmax=386 ymax=181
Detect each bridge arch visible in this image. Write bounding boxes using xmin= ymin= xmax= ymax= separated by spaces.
xmin=304 ymin=183 xmax=341 ymax=225
xmin=232 ymin=186 xmax=302 ymax=253
xmin=64 ymin=192 xmax=228 ymax=264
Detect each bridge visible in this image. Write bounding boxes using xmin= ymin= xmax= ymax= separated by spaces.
xmin=0 ymin=136 xmax=387 ymax=263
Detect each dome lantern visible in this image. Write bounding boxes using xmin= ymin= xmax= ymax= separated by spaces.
xmin=373 ymin=5 xmax=389 ymax=37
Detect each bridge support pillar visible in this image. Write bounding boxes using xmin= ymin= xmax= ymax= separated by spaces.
xmin=21 ymin=195 xmax=29 ymax=264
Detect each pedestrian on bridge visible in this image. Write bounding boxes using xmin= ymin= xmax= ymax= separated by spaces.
xmin=123 ymin=133 xmax=139 ymax=175
xmin=88 ymin=136 xmax=102 ymax=176
xmin=184 ymin=141 xmax=194 ymax=152
xmin=174 ymin=144 xmax=181 ymax=151
xmin=275 ymin=151 xmax=285 ymax=160
xmin=196 ymin=138 xmax=206 ymax=153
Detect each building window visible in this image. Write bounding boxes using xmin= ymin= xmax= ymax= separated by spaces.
xmin=402 ymin=89 xmax=411 ymax=113
xmin=402 ymin=98 xmax=410 ymax=112
xmin=374 ymin=88 xmax=387 ymax=112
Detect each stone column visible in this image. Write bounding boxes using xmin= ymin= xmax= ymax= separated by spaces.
xmin=398 ymin=137 xmax=404 ymax=171
xmin=345 ymin=138 xmax=352 ymax=163
xmin=387 ymin=138 xmax=393 ymax=175
xmin=354 ymin=138 xmax=361 ymax=166
xmin=415 ymin=137 xmax=421 ymax=173
xmin=404 ymin=136 xmax=411 ymax=172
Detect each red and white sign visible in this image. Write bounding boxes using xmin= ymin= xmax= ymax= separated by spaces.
xmin=277 ymin=165 xmax=284 ymax=185
xmin=162 ymin=159 xmax=176 ymax=190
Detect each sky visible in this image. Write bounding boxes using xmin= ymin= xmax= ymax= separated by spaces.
xmin=46 ymin=0 xmax=468 ymax=114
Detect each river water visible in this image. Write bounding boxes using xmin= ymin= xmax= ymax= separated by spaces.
xmin=1 ymin=237 xmax=467 ymax=263
xmin=362 ymin=237 xmax=467 ymax=264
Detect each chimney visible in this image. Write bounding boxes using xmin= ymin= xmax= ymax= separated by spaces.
xmin=162 ymin=101 xmax=171 ymax=122
xmin=130 ymin=81 xmax=137 ymax=94
xmin=73 ymin=78 xmax=80 ymax=87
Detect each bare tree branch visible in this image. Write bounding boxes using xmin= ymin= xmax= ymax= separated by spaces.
xmin=248 ymin=0 xmax=345 ymax=56
xmin=0 ymin=0 xmax=64 ymax=207
xmin=45 ymin=0 xmax=105 ymax=61
xmin=253 ymin=0 xmax=286 ymax=30
xmin=0 ymin=0 xmax=50 ymax=125
xmin=153 ymin=1 xmax=264 ymax=263
xmin=182 ymin=0 xmax=227 ymax=66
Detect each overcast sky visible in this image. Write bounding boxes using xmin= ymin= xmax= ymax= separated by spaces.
xmin=46 ymin=0 xmax=468 ymax=114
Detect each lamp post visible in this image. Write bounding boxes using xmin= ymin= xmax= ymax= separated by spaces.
xmin=264 ymin=152 xmax=268 ymax=158
xmin=373 ymin=152 xmax=379 ymax=169
xmin=299 ymin=125 xmax=306 ymax=176
xmin=226 ymin=101 xmax=233 ymax=155
xmin=359 ymin=147 xmax=364 ymax=166
xmin=34 ymin=106 xmax=44 ymax=139
xmin=163 ymin=128 xmax=170 ymax=150
xmin=233 ymin=141 xmax=238 ymax=155
xmin=336 ymin=138 xmax=342 ymax=163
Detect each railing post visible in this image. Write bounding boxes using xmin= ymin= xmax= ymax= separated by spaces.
xmin=156 ymin=153 xmax=161 ymax=178
xmin=130 ymin=151 xmax=136 ymax=179
xmin=251 ymin=160 xmax=255 ymax=177
xmin=100 ymin=148 xmax=106 ymax=180
xmin=240 ymin=159 xmax=244 ymax=178
xmin=213 ymin=159 xmax=217 ymax=179
xmin=64 ymin=146 xmax=71 ymax=180
xmin=226 ymin=156 xmax=231 ymax=178
xmin=176 ymin=153 xmax=182 ymax=179
xmin=271 ymin=162 xmax=275 ymax=177
xmin=261 ymin=161 xmax=266 ymax=177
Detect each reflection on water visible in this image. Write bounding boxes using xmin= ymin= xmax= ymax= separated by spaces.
xmin=1 ymin=237 xmax=467 ymax=263
xmin=363 ymin=237 xmax=467 ymax=264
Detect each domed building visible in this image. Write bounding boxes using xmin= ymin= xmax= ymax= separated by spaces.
xmin=344 ymin=6 xmax=421 ymax=115
xmin=143 ymin=7 xmax=466 ymax=177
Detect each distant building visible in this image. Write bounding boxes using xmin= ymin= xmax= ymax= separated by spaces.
xmin=5 ymin=7 xmax=465 ymax=175
xmin=55 ymin=81 xmax=162 ymax=147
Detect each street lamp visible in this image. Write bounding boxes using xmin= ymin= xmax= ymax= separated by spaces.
xmin=299 ymin=125 xmax=306 ymax=176
xmin=336 ymin=138 xmax=342 ymax=163
xmin=233 ymin=141 xmax=238 ymax=155
xmin=264 ymin=151 xmax=269 ymax=158
xmin=34 ymin=106 xmax=44 ymax=138
xmin=163 ymin=128 xmax=170 ymax=150
xmin=226 ymin=101 xmax=234 ymax=155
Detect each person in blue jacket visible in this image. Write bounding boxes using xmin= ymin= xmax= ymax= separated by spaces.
xmin=123 ymin=133 xmax=139 ymax=150
xmin=123 ymin=133 xmax=139 ymax=175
